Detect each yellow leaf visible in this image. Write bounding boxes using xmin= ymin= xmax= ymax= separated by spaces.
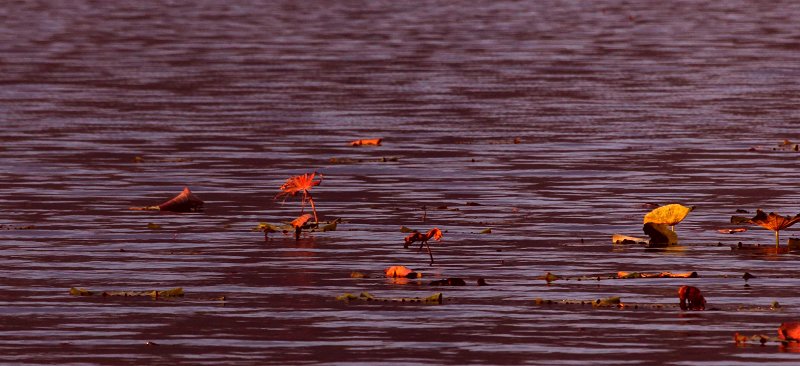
xmin=643 ymin=204 xmax=693 ymax=226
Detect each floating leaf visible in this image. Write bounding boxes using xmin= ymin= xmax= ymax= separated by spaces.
xmin=678 ymin=285 xmax=706 ymax=311
xmin=69 ymin=287 xmax=93 ymax=296
xmin=643 ymin=204 xmax=693 ymax=226
xmin=350 ymin=272 xmax=368 ymax=278
xmin=70 ymin=287 xmax=183 ymax=299
xmin=349 ymin=138 xmax=382 ymax=146
xmin=718 ymin=228 xmax=747 ymax=234
xmin=429 ymin=278 xmax=466 ymax=286
xmin=542 ymin=272 xmax=559 ymax=284
xmin=400 ymin=226 xmax=416 ymax=233
xmin=617 ymin=271 xmax=698 ymax=279
xmin=593 ymin=296 xmax=622 ymax=308
xmin=477 ymin=278 xmax=489 ymax=286
xmin=146 ymin=222 xmax=162 ymax=230
xmin=320 ymin=221 xmax=337 ymax=232
xmin=335 ymin=291 xmax=442 ymax=304
xmin=643 ymin=223 xmax=678 ymax=246
xmin=478 ymin=228 xmax=492 ymax=234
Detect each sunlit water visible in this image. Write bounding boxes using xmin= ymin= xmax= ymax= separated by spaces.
xmin=2 ymin=1 xmax=800 ymax=364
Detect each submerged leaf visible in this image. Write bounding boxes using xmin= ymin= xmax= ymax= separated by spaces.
xmin=146 ymin=222 xmax=162 ymax=230
xmin=643 ymin=204 xmax=693 ymax=226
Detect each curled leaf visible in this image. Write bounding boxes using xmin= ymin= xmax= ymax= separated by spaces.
xmin=478 ymin=228 xmax=492 ymax=234
xmin=130 ymin=187 xmax=204 ymax=212
xmin=643 ymin=204 xmax=693 ymax=226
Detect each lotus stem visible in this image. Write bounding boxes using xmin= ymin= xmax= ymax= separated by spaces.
xmin=776 ymin=230 xmax=780 ymax=248
xmin=671 ymin=225 xmax=675 ymax=232
xmin=308 ymin=195 xmax=318 ymax=223
xmin=425 ymin=242 xmax=434 ymax=265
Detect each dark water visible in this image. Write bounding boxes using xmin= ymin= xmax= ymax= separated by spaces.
xmin=2 ymin=0 xmax=800 ymax=364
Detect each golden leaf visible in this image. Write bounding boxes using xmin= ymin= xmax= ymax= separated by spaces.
xmin=643 ymin=204 xmax=693 ymax=226
xmin=749 ymin=209 xmax=800 ymax=232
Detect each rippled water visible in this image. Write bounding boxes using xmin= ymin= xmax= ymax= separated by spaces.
xmin=2 ymin=0 xmax=800 ymax=364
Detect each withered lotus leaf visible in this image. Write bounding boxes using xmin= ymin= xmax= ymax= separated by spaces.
xmin=678 ymin=285 xmax=705 ymax=311
xmin=617 ymin=271 xmax=698 ymax=279
xmin=592 ymin=296 xmax=622 ymax=308
xmin=643 ymin=204 xmax=693 ymax=226
xmin=748 ymin=209 xmax=800 ymax=232
xmin=276 ymin=172 xmax=323 ymax=222
xmin=130 ymin=187 xmax=204 ymax=212
xmin=745 ymin=209 xmax=800 ymax=247
xmin=779 ymin=322 xmax=800 ymax=341
xmin=350 ymin=138 xmax=382 ymax=146
xmin=290 ymin=214 xmax=313 ymax=229
xmin=717 ymin=228 xmax=747 ymax=234
xmin=429 ymin=278 xmax=466 ymax=286
xmin=612 ymin=234 xmax=647 ymax=245
xmin=643 ymin=223 xmax=678 ymax=246
xmin=385 ymin=265 xmax=414 ymax=278
xmin=336 ymin=291 xmax=442 ymax=304
xmin=69 ymin=287 xmax=184 ymax=299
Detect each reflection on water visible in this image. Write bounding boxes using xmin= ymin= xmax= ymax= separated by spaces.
xmin=2 ymin=0 xmax=800 ymax=364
